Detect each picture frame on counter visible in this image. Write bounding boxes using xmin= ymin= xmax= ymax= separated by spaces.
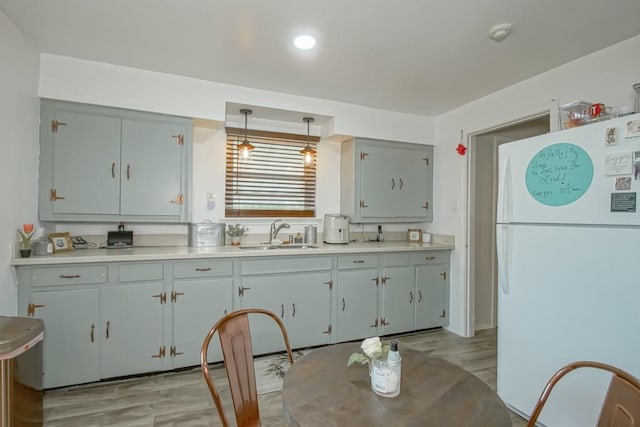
xmin=48 ymin=232 xmax=74 ymax=253
xmin=407 ymin=229 xmax=423 ymax=242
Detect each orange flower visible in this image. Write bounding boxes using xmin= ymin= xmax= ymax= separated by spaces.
xmin=17 ymin=223 xmax=36 ymax=249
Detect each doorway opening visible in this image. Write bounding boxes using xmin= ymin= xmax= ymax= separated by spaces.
xmin=468 ymin=114 xmax=550 ymax=332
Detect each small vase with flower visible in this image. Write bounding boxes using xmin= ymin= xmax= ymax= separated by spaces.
xmin=17 ymin=223 xmax=36 ymax=258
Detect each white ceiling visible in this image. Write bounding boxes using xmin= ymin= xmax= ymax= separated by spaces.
xmin=2 ymin=0 xmax=640 ymax=116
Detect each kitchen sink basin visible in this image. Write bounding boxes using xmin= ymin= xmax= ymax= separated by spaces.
xmin=238 ymin=244 xmax=319 ymax=250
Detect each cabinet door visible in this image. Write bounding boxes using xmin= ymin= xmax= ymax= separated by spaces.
xmin=360 ymin=144 xmax=397 ymax=218
xmin=31 ymin=289 xmax=100 ymax=388
xmin=239 ymin=277 xmax=290 ymax=355
xmin=172 ymin=278 xmax=232 ymax=369
xmin=337 ymin=269 xmax=379 ymax=342
xmin=286 ymin=272 xmax=332 ymax=349
xmin=50 ymin=111 xmax=121 ymax=215
xmin=381 ymin=266 xmax=416 ymax=335
xmin=393 ymin=147 xmax=433 ymax=220
xmin=120 ymin=119 xmax=184 ymax=216
xmin=416 ymin=265 xmax=448 ymax=329
xmin=100 ymin=282 xmax=165 ymax=378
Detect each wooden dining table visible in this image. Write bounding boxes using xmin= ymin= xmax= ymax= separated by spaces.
xmin=282 ymin=342 xmax=512 ymax=427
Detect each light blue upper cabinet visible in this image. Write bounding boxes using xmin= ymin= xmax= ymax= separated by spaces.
xmin=39 ymin=100 xmax=192 ymax=223
xmin=340 ymin=137 xmax=434 ymax=223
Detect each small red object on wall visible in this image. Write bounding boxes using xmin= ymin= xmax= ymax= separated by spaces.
xmin=456 ymin=143 xmax=467 ymax=156
xmin=589 ymin=103 xmax=604 ymax=117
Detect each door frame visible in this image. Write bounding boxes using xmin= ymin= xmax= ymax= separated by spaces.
xmin=464 ymin=105 xmax=557 ymax=337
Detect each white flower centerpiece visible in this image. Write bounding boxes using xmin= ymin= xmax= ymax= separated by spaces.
xmin=347 ymin=336 xmax=388 ymax=369
xmin=348 ymin=336 xmax=401 ymax=397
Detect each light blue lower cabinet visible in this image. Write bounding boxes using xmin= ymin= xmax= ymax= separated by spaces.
xmin=239 ymin=271 xmax=332 ymax=355
xmin=30 ymin=288 xmax=101 ymax=389
xmin=171 ymin=277 xmax=232 ymax=369
xmin=100 ymin=282 xmax=165 ymax=379
xmin=336 ymin=268 xmax=380 ymax=342
xmin=16 ymin=250 xmax=450 ymax=388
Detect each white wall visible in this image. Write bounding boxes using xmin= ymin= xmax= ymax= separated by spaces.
xmin=0 ymin=9 xmax=40 ymax=315
xmin=436 ymin=34 xmax=640 ymax=336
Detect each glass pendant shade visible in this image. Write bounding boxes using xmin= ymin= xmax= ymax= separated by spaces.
xmin=300 ymin=117 xmax=315 ymax=165
xmin=238 ymin=109 xmax=254 ymax=159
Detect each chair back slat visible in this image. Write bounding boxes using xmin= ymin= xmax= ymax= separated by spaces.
xmin=597 ymin=374 xmax=640 ymax=427
xmin=201 ymin=308 xmax=294 ymax=427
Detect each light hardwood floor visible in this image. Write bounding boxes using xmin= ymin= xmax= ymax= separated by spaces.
xmin=43 ymin=328 xmax=527 ymax=426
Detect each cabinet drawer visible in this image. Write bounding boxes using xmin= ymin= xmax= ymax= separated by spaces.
xmin=338 ymin=255 xmax=378 ymax=269
xmin=32 ymin=266 xmax=107 ymax=286
xmin=119 ymin=263 xmax=163 ymax=282
xmin=413 ymin=251 xmax=449 ymax=265
xmin=241 ymin=257 xmax=331 ymax=275
xmin=382 ymin=253 xmax=413 ymax=267
xmin=174 ymin=260 xmax=232 ymax=278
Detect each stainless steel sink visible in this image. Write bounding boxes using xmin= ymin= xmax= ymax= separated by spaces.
xmin=238 ymin=244 xmax=319 ymax=250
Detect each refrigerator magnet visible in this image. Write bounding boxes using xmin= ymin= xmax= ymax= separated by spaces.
xmin=610 ymin=192 xmax=636 ymax=212
xmin=606 ymin=127 xmax=619 ymax=145
xmin=615 ymin=177 xmax=632 ymax=191
xmin=625 ymin=119 xmax=640 ymax=141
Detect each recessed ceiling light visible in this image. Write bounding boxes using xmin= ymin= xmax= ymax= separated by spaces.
xmin=294 ymin=35 xmax=316 ymax=50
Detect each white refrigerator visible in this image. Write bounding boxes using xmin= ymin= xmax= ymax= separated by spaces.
xmin=496 ymin=113 xmax=640 ymax=426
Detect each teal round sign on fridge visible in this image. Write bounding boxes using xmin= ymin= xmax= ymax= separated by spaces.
xmin=525 ymin=143 xmax=594 ymax=206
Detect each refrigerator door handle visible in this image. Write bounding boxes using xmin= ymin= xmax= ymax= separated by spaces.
xmin=496 ymin=224 xmax=510 ymax=295
xmin=497 ymin=155 xmax=512 ymax=223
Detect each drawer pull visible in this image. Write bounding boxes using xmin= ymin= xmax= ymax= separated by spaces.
xmin=126 ymin=163 xmax=131 ymax=180
xmin=399 ymin=178 xmax=403 ymax=190
xmin=281 ymin=304 xmax=285 ymax=319
xmin=195 ymin=267 xmax=212 ymax=272
xmin=59 ymin=274 xmax=81 ymax=279
xmin=391 ymin=178 xmax=395 ymax=190
xmin=90 ymin=324 xmax=95 ymax=343
xmin=27 ymin=303 xmax=45 ymax=316
xmin=353 ymin=260 xmax=365 ymax=264
xmin=418 ymin=290 xmax=423 ymax=303
xmin=409 ymin=291 xmax=413 ymax=304
xmin=111 ymin=162 xmax=116 ymax=178
xmin=425 ymin=256 xmax=436 ymax=261
xmin=105 ymin=321 xmax=111 ymax=339
xmin=292 ymin=303 xmax=296 ymax=318
xmin=342 ymin=298 xmax=346 ymax=311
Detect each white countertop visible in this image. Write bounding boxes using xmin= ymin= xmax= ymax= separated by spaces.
xmin=11 ymin=239 xmax=454 ymax=266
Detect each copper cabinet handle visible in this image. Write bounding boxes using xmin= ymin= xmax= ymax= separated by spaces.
xmin=49 ymin=189 xmax=66 ymax=201
xmin=353 ymin=260 xmax=365 ymax=264
xmin=281 ymin=304 xmax=285 ymax=319
xmin=195 ymin=267 xmax=212 ymax=272
xmin=409 ymin=291 xmax=413 ymax=304
xmin=391 ymin=178 xmax=395 ymax=190
xmin=51 ymin=120 xmax=67 ymax=132
xmin=238 ymin=286 xmax=251 ymax=297
xmin=151 ymin=346 xmax=166 ymax=359
xmin=126 ymin=164 xmax=131 ymax=180
xmin=324 ymin=280 xmax=333 ymax=289
xmin=59 ymin=274 xmax=81 ymax=279
xmin=418 ymin=290 xmax=423 ymax=303
xmin=171 ymin=134 xmax=184 ymax=145
xmin=370 ymin=318 xmax=378 ymax=328
xmin=111 ymin=162 xmax=116 ymax=178
xmin=105 ymin=321 xmax=111 ymax=339
xmin=426 ymin=255 xmax=436 ymax=261
xmin=171 ymin=291 xmax=184 ymax=303
xmin=342 ymin=298 xmax=346 ymax=311
xmin=399 ymin=178 xmax=403 ymax=189
xmin=152 ymin=293 xmax=167 ymax=304
xmin=90 ymin=324 xmax=95 ymax=343
xmin=27 ymin=303 xmax=45 ymax=316
xmin=292 ymin=303 xmax=296 ymax=318
xmin=170 ymin=345 xmax=184 ymax=357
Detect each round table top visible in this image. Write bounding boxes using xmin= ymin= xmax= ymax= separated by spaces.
xmin=282 ymin=342 xmax=512 ymax=427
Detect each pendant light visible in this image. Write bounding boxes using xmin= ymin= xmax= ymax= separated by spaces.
xmin=300 ymin=117 xmax=316 ymax=165
xmin=237 ymin=109 xmax=255 ymax=160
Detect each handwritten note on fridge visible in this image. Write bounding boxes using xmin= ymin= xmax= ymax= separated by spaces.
xmin=525 ymin=143 xmax=594 ymax=206
xmin=604 ymin=152 xmax=633 ymax=176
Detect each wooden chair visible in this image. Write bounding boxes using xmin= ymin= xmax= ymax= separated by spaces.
xmin=200 ymin=308 xmax=294 ymax=427
xmin=527 ymin=361 xmax=640 ymax=427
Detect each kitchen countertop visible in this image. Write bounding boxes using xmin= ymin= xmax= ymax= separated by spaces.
xmin=11 ymin=239 xmax=454 ymax=266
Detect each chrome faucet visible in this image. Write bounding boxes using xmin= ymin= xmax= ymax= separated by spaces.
xmin=270 ymin=219 xmax=290 ymax=242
